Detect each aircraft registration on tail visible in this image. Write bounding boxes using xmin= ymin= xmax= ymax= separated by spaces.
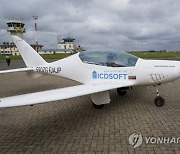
xmin=0 ymin=36 xmax=180 ymax=109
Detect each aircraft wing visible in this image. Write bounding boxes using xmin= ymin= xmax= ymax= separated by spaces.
xmin=0 ymin=81 xmax=134 ymax=108
xmin=0 ymin=68 xmax=34 ymax=74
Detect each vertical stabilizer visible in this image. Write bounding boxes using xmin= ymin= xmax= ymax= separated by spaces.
xmin=12 ymin=36 xmax=47 ymax=67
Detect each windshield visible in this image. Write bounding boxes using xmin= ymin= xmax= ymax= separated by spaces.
xmin=79 ymin=49 xmax=139 ymax=67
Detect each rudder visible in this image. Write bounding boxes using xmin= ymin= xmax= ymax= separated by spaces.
xmin=12 ymin=36 xmax=47 ymax=67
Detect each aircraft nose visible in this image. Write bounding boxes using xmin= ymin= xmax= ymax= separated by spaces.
xmin=172 ymin=61 xmax=180 ymax=79
xmin=177 ymin=62 xmax=180 ymax=76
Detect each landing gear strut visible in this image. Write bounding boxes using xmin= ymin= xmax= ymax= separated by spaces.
xmin=154 ymin=86 xmax=165 ymax=107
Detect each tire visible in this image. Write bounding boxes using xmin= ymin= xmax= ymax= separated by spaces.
xmin=154 ymin=96 xmax=165 ymax=107
xmin=117 ymin=88 xmax=127 ymax=96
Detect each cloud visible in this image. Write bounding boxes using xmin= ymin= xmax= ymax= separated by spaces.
xmin=0 ymin=0 xmax=180 ymax=51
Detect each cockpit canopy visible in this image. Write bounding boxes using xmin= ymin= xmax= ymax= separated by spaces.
xmin=79 ymin=49 xmax=139 ymax=67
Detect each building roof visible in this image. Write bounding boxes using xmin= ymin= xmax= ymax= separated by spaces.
xmin=62 ymin=37 xmax=75 ymax=41
xmin=6 ymin=19 xmax=25 ymax=24
xmin=31 ymin=44 xmax=43 ymax=48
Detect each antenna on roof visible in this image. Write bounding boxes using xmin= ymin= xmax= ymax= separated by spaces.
xmin=57 ymin=32 xmax=61 ymax=44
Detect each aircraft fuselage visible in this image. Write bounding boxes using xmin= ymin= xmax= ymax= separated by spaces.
xmin=32 ymin=53 xmax=180 ymax=87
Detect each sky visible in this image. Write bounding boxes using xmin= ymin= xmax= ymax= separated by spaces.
xmin=1 ymin=0 xmax=180 ymax=51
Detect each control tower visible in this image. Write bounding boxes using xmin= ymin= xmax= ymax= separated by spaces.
xmin=6 ymin=20 xmax=25 ymax=38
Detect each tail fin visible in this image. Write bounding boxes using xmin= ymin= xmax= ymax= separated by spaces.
xmin=12 ymin=36 xmax=47 ymax=67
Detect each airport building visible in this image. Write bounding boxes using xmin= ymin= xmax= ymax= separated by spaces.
xmin=57 ymin=37 xmax=83 ymax=53
xmin=6 ymin=20 xmax=25 ymax=38
xmin=0 ymin=37 xmax=83 ymax=55
xmin=0 ymin=42 xmax=43 ymax=55
xmin=36 ymin=36 xmax=84 ymax=55
xmin=58 ymin=37 xmax=75 ymax=51
xmin=38 ymin=37 xmax=78 ymax=54
xmin=0 ymin=19 xmax=83 ymax=55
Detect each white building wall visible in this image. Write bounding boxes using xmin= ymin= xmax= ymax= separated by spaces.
xmin=0 ymin=46 xmax=20 ymax=55
xmin=57 ymin=43 xmax=75 ymax=50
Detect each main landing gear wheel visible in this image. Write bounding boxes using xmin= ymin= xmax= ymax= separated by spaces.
xmin=117 ymin=88 xmax=127 ymax=96
xmin=154 ymin=96 xmax=165 ymax=107
xmin=92 ymin=102 xmax=104 ymax=109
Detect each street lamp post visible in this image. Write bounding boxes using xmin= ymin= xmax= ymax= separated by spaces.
xmin=32 ymin=16 xmax=38 ymax=52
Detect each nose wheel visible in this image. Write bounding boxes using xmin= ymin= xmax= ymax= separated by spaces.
xmin=154 ymin=96 xmax=165 ymax=107
xmin=154 ymin=86 xmax=165 ymax=107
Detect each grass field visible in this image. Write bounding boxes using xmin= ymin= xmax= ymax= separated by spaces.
xmin=0 ymin=51 xmax=180 ymax=60
xmin=129 ymin=51 xmax=180 ymax=58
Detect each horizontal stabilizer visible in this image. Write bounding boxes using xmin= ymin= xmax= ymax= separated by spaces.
xmin=0 ymin=68 xmax=34 ymax=74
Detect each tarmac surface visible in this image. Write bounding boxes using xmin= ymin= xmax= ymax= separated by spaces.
xmin=0 ymin=59 xmax=180 ymax=154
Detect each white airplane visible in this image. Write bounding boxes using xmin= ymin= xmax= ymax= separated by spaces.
xmin=0 ymin=36 xmax=180 ymax=109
